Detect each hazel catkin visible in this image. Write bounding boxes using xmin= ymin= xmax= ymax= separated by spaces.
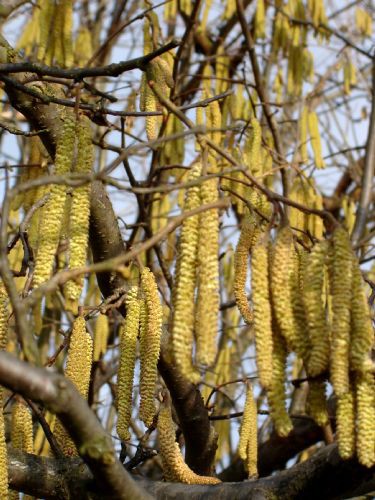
xmin=172 ymin=164 xmax=202 ymax=383
xmin=195 ymin=178 xmax=220 ymax=368
xmin=336 ymin=388 xmax=355 ymax=460
xmin=238 ymin=384 xmax=258 ymax=478
xmin=33 ymin=112 xmax=76 ymax=287
xmin=54 ymin=316 xmax=93 ymax=456
xmin=251 ymin=239 xmax=273 ymax=389
xmin=139 ymin=268 xmax=162 ymax=427
xmin=65 ymin=115 xmax=93 ymax=309
xmin=355 ymin=372 xmax=375 ymax=467
xmin=330 ymin=227 xmax=352 ymax=396
xmin=158 ymin=402 xmax=221 ymax=484
xmin=303 ymin=240 xmax=330 ymax=377
xmin=117 ymin=287 xmax=140 ymax=442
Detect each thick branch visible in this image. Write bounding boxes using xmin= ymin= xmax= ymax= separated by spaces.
xmin=7 ymin=444 xmax=375 ymax=500
xmin=0 ymin=351 xmax=149 ymax=500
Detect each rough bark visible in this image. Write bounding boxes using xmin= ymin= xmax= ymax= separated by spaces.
xmin=7 ymin=445 xmax=375 ymax=500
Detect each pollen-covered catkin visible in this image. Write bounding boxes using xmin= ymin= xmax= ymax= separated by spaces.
xmin=195 ymin=178 xmax=220 ymax=367
xmin=11 ymin=400 xmax=34 ymax=453
xmin=238 ymin=384 xmax=258 ymax=478
xmin=270 ymin=227 xmax=296 ymax=351
xmin=350 ymin=259 xmax=374 ymax=373
xmin=93 ymin=313 xmax=109 ymax=362
xmin=139 ymin=268 xmax=162 ymax=427
xmin=307 ymin=110 xmax=325 ymax=169
xmin=116 ymin=288 xmax=140 ymax=442
xmin=0 ymin=390 xmax=8 ymax=498
xmin=33 ymin=112 xmax=76 ymax=287
xmin=251 ymin=239 xmax=273 ymax=389
xmin=336 ymin=388 xmax=355 ymax=459
xmin=65 ymin=116 xmax=93 ymax=308
xmin=355 ymin=372 xmax=375 ymax=467
xmin=172 ymin=164 xmax=202 ymax=383
xmin=267 ymin=331 xmax=293 ymax=437
xmin=54 ymin=316 xmax=93 ymax=456
xmin=0 ymin=283 xmax=8 ymax=350
xmin=306 ymin=380 xmax=329 ymax=427
xmin=330 ymin=227 xmax=352 ymax=396
xmin=158 ymin=403 xmax=221 ymax=484
xmin=234 ymin=214 xmax=258 ymax=324
xmin=303 ymin=241 xmax=330 ymax=377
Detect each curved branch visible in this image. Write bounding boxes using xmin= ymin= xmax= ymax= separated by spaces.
xmin=0 ymin=351 xmax=150 ymax=500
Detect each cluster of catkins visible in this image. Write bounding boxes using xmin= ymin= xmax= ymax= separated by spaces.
xmin=170 ymin=162 xmax=220 ymax=383
xmin=116 ymin=268 xmax=163 ymax=440
xmin=234 ymin=216 xmax=374 ymax=471
xmin=27 ymin=112 xmax=93 ymax=312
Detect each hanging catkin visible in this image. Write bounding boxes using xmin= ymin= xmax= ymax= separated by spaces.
xmin=303 ymin=240 xmax=330 ymax=377
xmin=306 ymin=380 xmax=329 ymax=427
xmin=93 ymin=313 xmax=109 ymax=362
xmin=270 ymin=226 xmax=297 ymax=352
xmin=267 ymin=329 xmax=293 ymax=437
xmin=139 ymin=268 xmax=162 ymax=427
xmin=10 ymin=400 xmax=34 ymax=499
xmin=355 ymin=372 xmax=375 ymax=467
xmin=65 ymin=115 xmax=93 ymax=310
xmin=158 ymin=402 xmax=221 ymax=484
xmin=172 ymin=163 xmax=201 ymax=383
xmin=238 ymin=384 xmax=258 ymax=478
xmin=0 ymin=283 xmax=8 ymax=350
xmin=350 ymin=259 xmax=374 ymax=373
xmin=251 ymin=239 xmax=273 ymax=389
xmin=336 ymin=388 xmax=355 ymax=459
xmin=234 ymin=213 xmax=259 ymax=324
xmin=54 ymin=316 xmax=93 ymax=456
xmin=330 ymin=227 xmax=352 ymax=396
xmin=0 ymin=390 xmax=8 ymax=498
xmin=33 ymin=112 xmax=75 ymax=287
xmin=195 ymin=178 xmax=220 ymax=367
xmin=116 ymin=287 xmax=140 ymax=442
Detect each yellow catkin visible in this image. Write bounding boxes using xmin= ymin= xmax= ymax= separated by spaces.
xmin=268 ymin=331 xmax=293 ymax=437
xmin=303 ymin=241 xmax=330 ymax=377
xmin=350 ymin=259 xmax=374 ymax=373
xmin=254 ymin=0 xmax=266 ymax=39
xmin=251 ymin=239 xmax=273 ymax=389
xmin=54 ymin=316 xmax=93 ymax=456
xmin=11 ymin=401 xmax=34 ymax=453
xmin=300 ymin=106 xmax=309 ymax=163
xmin=65 ymin=116 xmax=93 ymax=308
xmin=195 ymin=178 xmax=220 ymax=367
xmin=33 ymin=112 xmax=76 ymax=287
xmin=290 ymin=247 xmax=310 ymax=364
xmin=172 ymin=164 xmax=202 ymax=383
xmin=142 ymin=57 xmax=174 ymax=141
xmin=158 ymin=403 xmax=221 ymax=484
xmin=355 ymin=372 xmax=375 ymax=467
xmin=307 ymin=110 xmax=325 ymax=169
xmin=238 ymin=384 xmax=258 ymax=478
xmin=336 ymin=388 xmax=355 ymax=460
xmin=11 ymin=401 xmax=34 ymax=499
xmin=270 ymin=227 xmax=297 ymax=351
xmin=0 ymin=389 xmax=8 ymax=498
xmin=117 ymin=288 xmax=140 ymax=442
xmin=139 ymin=268 xmax=162 ymax=427
xmin=0 ymin=283 xmax=8 ymax=350
xmin=74 ymin=28 xmax=93 ymax=65
xmin=93 ymin=313 xmax=109 ymax=362
xmin=330 ymin=227 xmax=352 ymax=396
xmin=306 ymin=380 xmax=329 ymax=427
xmin=234 ymin=213 xmax=259 ymax=324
